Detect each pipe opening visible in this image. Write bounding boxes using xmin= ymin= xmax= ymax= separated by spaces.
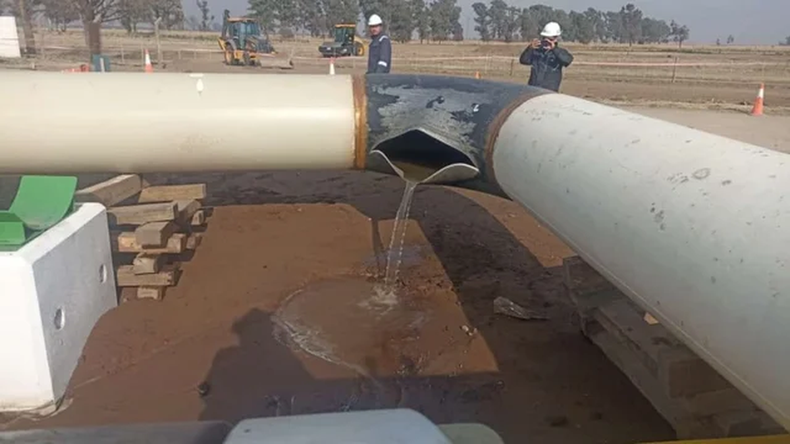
xmin=371 ymin=130 xmax=478 ymax=184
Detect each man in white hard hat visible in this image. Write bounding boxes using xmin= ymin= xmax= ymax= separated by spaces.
xmin=367 ymin=14 xmax=391 ymax=74
xmin=519 ymin=22 xmax=574 ymax=92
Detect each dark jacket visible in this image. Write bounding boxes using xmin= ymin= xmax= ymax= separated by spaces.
xmin=367 ymin=34 xmax=391 ymax=74
xmin=519 ymin=44 xmax=573 ymax=92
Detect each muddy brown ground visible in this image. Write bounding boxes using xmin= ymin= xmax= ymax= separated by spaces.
xmin=0 ymin=170 xmax=676 ymax=443
xmin=1 ymin=105 xmax=788 ymax=442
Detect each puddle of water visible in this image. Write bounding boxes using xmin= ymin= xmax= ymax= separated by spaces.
xmin=273 ymin=277 xmax=430 ymax=379
xmin=273 ymin=179 xmax=431 ymax=378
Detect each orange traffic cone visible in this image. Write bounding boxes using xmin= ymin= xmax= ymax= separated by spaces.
xmin=62 ymin=64 xmax=88 ymax=73
xmin=751 ymin=83 xmax=765 ymax=116
xmin=144 ymin=49 xmax=154 ymax=73
xmin=329 ymin=57 xmax=336 ymax=75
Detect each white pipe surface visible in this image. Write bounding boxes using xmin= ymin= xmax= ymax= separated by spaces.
xmin=492 ymin=94 xmax=790 ymax=429
xmin=0 ymin=73 xmax=356 ymax=173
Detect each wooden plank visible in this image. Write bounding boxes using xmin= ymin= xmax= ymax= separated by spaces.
xmin=108 ymin=202 xmax=177 ymax=226
xmin=190 ymin=210 xmax=206 ymax=226
xmin=681 ymin=388 xmax=762 ymax=417
xmin=134 ymin=221 xmax=177 ymax=247
xmin=116 ymin=265 xmax=179 ymax=287
xmin=138 ymin=184 xmax=207 ymax=203
xmin=133 ymin=253 xmax=164 ymax=275
xmin=571 ymin=257 xmax=783 ymax=439
xmin=585 ymin=322 xmax=718 ymax=439
xmin=76 ymin=175 xmax=142 ymax=207
xmin=175 ymin=199 xmax=201 ymax=224
xmin=586 ymin=323 xmax=683 ymax=432
xmin=137 ymin=287 xmax=165 ymax=300
xmin=563 ymin=256 xmax=615 ymax=295
xmin=658 ymin=347 xmax=731 ymax=399
xmin=597 ymin=298 xmax=675 ymax=368
xmin=186 ymin=233 xmax=203 ymax=250
xmin=113 ymin=232 xmax=187 ymax=254
xmin=711 ymin=411 xmax=785 ymax=437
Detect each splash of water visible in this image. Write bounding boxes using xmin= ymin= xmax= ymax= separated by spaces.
xmin=381 ymin=180 xmax=418 ymax=293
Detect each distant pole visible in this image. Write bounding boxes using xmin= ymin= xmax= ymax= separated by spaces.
xmin=671 ymin=56 xmax=679 ymax=84
xmin=17 ymin=0 xmax=37 ymax=55
xmin=89 ymin=14 xmax=102 ymax=57
xmin=154 ymin=17 xmax=163 ymax=65
xmin=40 ymin=26 xmax=45 ymax=58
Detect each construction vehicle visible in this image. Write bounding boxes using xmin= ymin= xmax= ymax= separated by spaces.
xmin=218 ymin=9 xmax=276 ymax=66
xmin=318 ymin=24 xmax=366 ymax=57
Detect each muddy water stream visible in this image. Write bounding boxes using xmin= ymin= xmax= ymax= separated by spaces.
xmin=274 ymin=170 xmax=435 ymax=382
xmin=381 ymin=180 xmax=419 ymax=293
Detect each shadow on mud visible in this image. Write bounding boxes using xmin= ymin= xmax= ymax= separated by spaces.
xmin=166 ymin=170 xmax=675 ymax=443
xmin=200 ymin=307 xmax=510 ymax=430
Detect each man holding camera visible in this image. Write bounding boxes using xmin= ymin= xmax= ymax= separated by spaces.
xmin=519 ymin=22 xmax=574 ymax=92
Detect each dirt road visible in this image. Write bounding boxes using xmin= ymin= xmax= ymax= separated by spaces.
xmin=629 ymin=107 xmax=790 ymax=152
xmin=158 ymin=57 xmax=790 ymax=111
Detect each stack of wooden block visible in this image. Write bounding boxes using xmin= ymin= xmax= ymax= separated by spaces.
xmin=563 ymin=257 xmax=783 ymax=439
xmin=76 ymin=175 xmax=209 ymax=301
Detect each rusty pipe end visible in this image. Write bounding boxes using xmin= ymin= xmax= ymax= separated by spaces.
xmin=352 ymin=75 xmax=368 ymax=170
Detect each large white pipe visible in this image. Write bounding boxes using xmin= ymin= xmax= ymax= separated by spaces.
xmin=0 ymin=72 xmax=358 ymax=172
xmin=492 ymin=93 xmax=790 ymax=430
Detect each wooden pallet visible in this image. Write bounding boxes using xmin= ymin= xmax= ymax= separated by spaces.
xmin=77 ymin=175 xmax=209 ymax=301
xmin=563 ymin=257 xmax=784 ymax=440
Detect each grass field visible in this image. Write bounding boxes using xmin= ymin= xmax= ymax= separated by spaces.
xmin=2 ymin=28 xmax=790 ymax=112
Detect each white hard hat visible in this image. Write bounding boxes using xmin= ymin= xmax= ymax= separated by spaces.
xmin=540 ymin=22 xmax=562 ymax=37
xmin=368 ymin=14 xmax=383 ymax=26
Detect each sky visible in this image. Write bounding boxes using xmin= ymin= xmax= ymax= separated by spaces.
xmin=183 ymin=0 xmax=789 ymax=45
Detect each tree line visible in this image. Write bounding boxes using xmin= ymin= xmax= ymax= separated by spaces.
xmin=1 ymin=0 xmax=465 ymax=47
xmin=1 ymin=0 xmax=189 ymax=55
xmin=472 ymin=2 xmax=691 ymax=47
xmin=1 ymin=0 xmax=186 ymax=33
xmin=0 ymin=0 xmax=711 ymax=55
xmin=248 ymin=0 xmax=462 ymax=43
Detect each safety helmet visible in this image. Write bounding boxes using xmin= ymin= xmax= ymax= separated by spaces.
xmin=368 ymin=14 xmax=383 ymax=26
xmin=540 ymin=22 xmax=562 ymax=38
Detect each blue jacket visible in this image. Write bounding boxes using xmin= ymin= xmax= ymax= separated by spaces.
xmin=367 ymin=34 xmax=391 ymax=74
xmin=519 ymin=45 xmax=573 ymax=92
